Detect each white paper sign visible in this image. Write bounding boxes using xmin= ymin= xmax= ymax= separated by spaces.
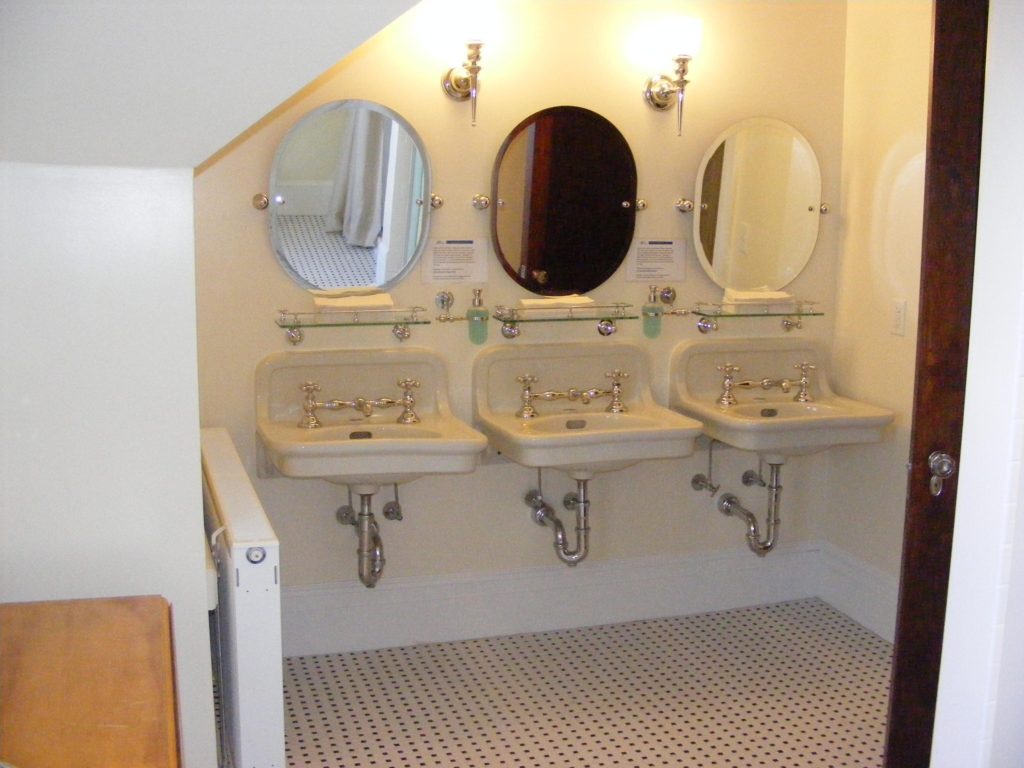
xmin=626 ymin=239 xmax=686 ymax=282
xmin=423 ymin=238 xmax=488 ymax=283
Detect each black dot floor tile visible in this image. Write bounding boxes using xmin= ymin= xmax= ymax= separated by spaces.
xmin=283 ymin=598 xmax=892 ymax=767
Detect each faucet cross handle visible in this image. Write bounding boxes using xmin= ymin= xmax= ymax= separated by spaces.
xmin=299 ymin=381 xmax=323 ymax=429
xmin=716 ymin=364 xmax=741 ymax=407
xmin=396 ymin=378 xmax=421 ymax=424
xmin=793 ymin=362 xmax=816 ymax=402
xmin=604 ymin=369 xmax=629 ymax=413
xmin=516 ymin=374 xmax=539 ymax=419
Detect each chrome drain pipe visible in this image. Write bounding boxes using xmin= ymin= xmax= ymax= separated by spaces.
xmin=716 ymin=463 xmax=783 ymax=556
xmin=525 ymin=478 xmax=591 ymax=566
xmin=356 ymin=494 xmax=385 ymax=587
xmin=337 ymin=492 xmax=386 ymax=588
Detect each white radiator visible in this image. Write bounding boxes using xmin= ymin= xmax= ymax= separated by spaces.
xmin=202 ymin=427 xmax=284 ymax=768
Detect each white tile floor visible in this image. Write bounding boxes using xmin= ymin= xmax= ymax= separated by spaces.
xmin=274 ymin=214 xmax=377 ymax=288
xmin=284 ymin=599 xmax=892 ymax=767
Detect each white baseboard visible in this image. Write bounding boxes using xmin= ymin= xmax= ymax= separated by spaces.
xmin=813 ymin=540 xmax=900 ymax=642
xmin=282 ymin=540 xmax=898 ymax=657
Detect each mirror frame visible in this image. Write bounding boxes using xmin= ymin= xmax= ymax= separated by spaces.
xmin=490 ymin=106 xmax=638 ymax=295
xmin=692 ymin=117 xmax=822 ymax=292
xmin=268 ymin=99 xmax=432 ymax=293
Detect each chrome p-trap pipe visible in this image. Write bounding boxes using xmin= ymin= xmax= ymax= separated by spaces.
xmin=356 ymin=493 xmax=385 ymax=587
xmin=717 ymin=463 xmax=782 ymax=556
xmin=525 ymin=478 xmax=591 ymax=566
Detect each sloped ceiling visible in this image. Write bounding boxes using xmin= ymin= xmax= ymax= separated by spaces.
xmin=0 ymin=0 xmax=417 ymax=168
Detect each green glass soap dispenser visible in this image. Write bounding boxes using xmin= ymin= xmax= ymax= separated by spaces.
xmin=642 ymin=285 xmax=664 ymax=339
xmin=466 ymin=288 xmax=489 ymax=344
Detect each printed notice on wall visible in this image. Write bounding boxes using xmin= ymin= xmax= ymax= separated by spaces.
xmin=626 ymin=239 xmax=686 ymax=282
xmin=423 ymin=238 xmax=488 ymax=283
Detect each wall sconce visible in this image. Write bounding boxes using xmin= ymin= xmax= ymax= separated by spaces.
xmin=643 ymin=55 xmax=692 ymax=136
xmin=641 ymin=18 xmax=702 ymax=137
xmin=442 ymin=41 xmax=483 ymax=126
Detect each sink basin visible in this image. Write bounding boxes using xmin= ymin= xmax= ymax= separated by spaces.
xmin=255 ymin=348 xmax=486 ymax=490
xmin=473 ymin=342 xmax=702 ymax=478
xmin=728 ymin=401 xmax=848 ymax=419
xmin=669 ymin=338 xmax=893 ymax=463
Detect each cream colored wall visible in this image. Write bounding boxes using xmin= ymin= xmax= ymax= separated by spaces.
xmin=821 ymin=0 xmax=932 ymax=575
xmin=196 ymin=0 xmax=851 ymax=589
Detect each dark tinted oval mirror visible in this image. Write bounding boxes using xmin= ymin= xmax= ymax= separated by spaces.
xmin=694 ymin=117 xmax=822 ymax=291
xmin=491 ymin=106 xmax=637 ymax=295
xmin=269 ymin=100 xmax=431 ymax=291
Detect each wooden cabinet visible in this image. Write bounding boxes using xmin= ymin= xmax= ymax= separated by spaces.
xmin=0 ymin=596 xmax=180 ymax=768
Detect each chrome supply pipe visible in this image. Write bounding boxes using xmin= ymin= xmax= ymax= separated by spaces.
xmin=716 ymin=463 xmax=783 ymax=556
xmin=525 ymin=478 xmax=591 ymax=566
xmin=356 ymin=493 xmax=385 ymax=588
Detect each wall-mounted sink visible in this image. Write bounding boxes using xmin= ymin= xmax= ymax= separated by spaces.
xmin=669 ymin=338 xmax=893 ymax=463
xmin=256 ymin=348 xmax=486 ymax=491
xmin=473 ymin=342 xmax=702 ymax=479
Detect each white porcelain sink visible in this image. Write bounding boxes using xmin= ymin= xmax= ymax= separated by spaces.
xmin=473 ymin=342 xmax=702 ymax=479
xmin=256 ymin=348 xmax=486 ymax=490
xmin=669 ymin=338 xmax=893 ymax=463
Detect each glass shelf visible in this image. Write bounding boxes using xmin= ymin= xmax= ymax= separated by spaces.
xmin=691 ymin=300 xmax=823 ymax=318
xmin=492 ymin=303 xmax=637 ymax=338
xmin=492 ymin=303 xmax=637 ymax=323
xmin=275 ymin=307 xmax=430 ymax=344
xmin=687 ymin=301 xmax=822 ymax=334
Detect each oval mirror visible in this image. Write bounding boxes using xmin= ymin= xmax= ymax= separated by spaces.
xmin=693 ymin=117 xmax=822 ymax=291
xmin=492 ymin=106 xmax=637 ymax=295
xmin=269 ymin=100 xmax=431 ymax=291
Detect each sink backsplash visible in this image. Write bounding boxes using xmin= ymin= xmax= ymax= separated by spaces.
xmin=671 ymin=338 xmax=830 ymax=403
xmin=256 ymin=348 xmax=448 ymax=424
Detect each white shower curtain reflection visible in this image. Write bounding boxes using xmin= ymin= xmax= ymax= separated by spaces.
xmin=325 ymin=109 xmax=390 ymax=247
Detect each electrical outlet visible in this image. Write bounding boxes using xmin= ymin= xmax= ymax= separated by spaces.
xmin=891 ymin=300 xmax=907 ymax=337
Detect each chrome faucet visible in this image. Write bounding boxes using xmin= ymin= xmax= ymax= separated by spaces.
xmin=298 ymin=378 xmax=421 ymax=428
xmin=792 ymin=362 xmax=816 ymax=402
xmin=515 ymin=370 xmax=629 ymax=418
xmin=715 ymin=362 xmax=816 ymax=407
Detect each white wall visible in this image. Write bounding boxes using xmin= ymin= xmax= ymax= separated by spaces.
xmin=194 ymin=0 xmax=849 ymax=598
xmin=0 ymin=0 xmax=418 ymax=167
xmin=0 ymin=2 xmax=414 ymax=765
xmin=0 ymin=162 xmax=212 ymax=762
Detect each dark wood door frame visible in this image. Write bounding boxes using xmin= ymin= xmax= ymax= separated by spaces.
xmin=884 ymin=1 xmax=989 ymax=765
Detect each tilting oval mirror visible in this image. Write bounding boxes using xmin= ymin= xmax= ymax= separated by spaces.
xmin=492 ymin=106 xmax=637 ymax=295
xmin=269 ymin=100 xmax=431 ymax=291
xmin=693 ymin=117 xmax=822 ymax=291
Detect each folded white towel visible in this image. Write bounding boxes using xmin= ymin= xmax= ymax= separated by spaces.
xmin=518 ymin=294 xmax=595 ymax=308
xmin=722 ymin=288 xmax=794 ymax=304
xmin=312 ymin=291 xmax=394 ymax=310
